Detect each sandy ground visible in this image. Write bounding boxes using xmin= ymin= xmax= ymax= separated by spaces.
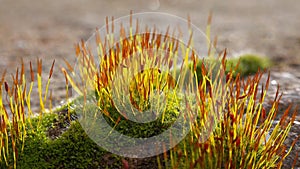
xmin=1 ymin=0 xmax=300 ymax=72
xmin=0 ymin=0 xmax=300 ymax=168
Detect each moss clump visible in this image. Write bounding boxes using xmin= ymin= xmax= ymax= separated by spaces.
xmin=227 ymin=54 xmax=272 ymax=76
xmin=101 ymin=92 xmax=182 ymax=138
xmin=195 ymin=54 xmax=272 ymax=78
xmin=0 ymin=53 xmax=292 ymax=169
xmin=1 ymin=112 xmax=121 ymax=169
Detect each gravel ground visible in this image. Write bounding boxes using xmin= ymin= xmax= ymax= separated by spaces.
xmin=0 ymin=0 xmax=299 ymax=168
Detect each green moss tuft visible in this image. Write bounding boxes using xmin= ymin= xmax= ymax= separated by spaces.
xmin=194 ymin=54 xmax=272 ymax=79
xmin=1 ymin=113 xmax=121 ymax=169
xmin=227 ymin=54 xmax=272 ymax=77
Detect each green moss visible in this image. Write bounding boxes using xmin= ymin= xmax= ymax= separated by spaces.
xmin=102 ymin=93 xmax=182 ymax=138
xmin=194 ymin=54 xmax=272 ymax=78
xmin=1 ymin=113 xmax=121 ymax=169
xmin=227 ymin=54 xmax=272 ymax=77
xmin=0 ymin=90 xmax=185 ymax=168
xmin=0 ymin=53 xmax=273 ymax=169
xmin=2 ymin=97 xmax=180 ymax=168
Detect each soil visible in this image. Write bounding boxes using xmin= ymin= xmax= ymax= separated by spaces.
xmin=0 ymin=0 xmax=299 ymax=168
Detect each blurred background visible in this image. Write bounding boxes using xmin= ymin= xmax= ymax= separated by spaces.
xmin=0 ymin=0 xmax=299 ymax=103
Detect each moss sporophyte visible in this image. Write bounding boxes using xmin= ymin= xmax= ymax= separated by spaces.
xmin=0 ymin=12 xmax=298 ymax=168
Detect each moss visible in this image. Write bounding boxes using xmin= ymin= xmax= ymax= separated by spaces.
xmin=41 ymin=122 xmax=120 ymax=169
xmin=0 ymin=90 xmax=184 ymax=168
xmin=227 ymin=54 xmax=272 ymax=77
xmin=0 ymin=53 xmax=273 ymax=169
xmin=2 ymin=99 xmax=177 ymax=168
xmin=1 ymin=112 xmax=121 ymax=169
xmin=101 ymin=93 xmax=182 ymax=138
xmin=195 ymin=54 xmax=272 ymax=79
